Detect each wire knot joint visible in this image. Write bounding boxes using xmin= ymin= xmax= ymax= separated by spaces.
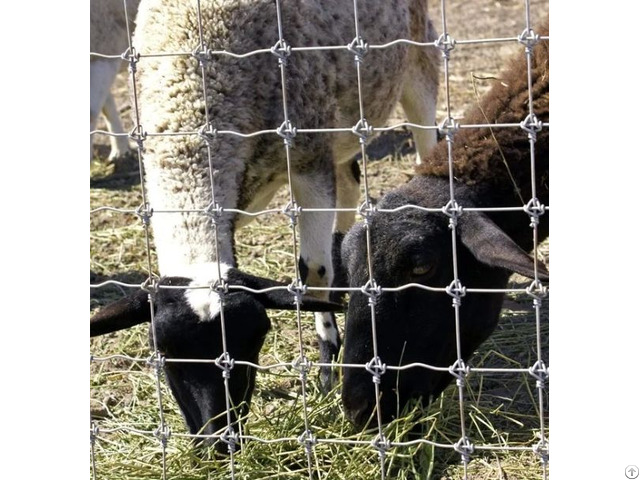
xmin=271 ymin=39 xmax=291 ymax=65
xmin=347 ymin=36 xmax=369 ymax=64
xmin=435 ymin=32 xmax=456 ymax=59
xmin=454 ymin=436 xmax=475 ymax=465
xmin=214 ymin=352 xmax=235 ymax=379
xmin=365 ymin=356 xmax=387 ymax=384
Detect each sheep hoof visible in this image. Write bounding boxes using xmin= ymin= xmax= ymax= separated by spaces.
xmin=317 ymin=324 xmax=341 ymax=393
xmin=318 ymin=365 xmax=338 ymax=395
xmin=109 ymin=151 xmax=139 ymax=175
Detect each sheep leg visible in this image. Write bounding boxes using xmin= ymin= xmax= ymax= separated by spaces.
xmin=292 ymin=171 xmax=340 ymax=392
xmin=400 ymin=80 xmax=438 ymax=164
xmin=400 ymin=48 xmax=440 ymax=164
xmin=102 ymin=92 xmax=131 ymax=161
xmin=90 ymin=59 xmax=122 ymax=161
xmin=331 ymin=159 xmax=361 ymax=302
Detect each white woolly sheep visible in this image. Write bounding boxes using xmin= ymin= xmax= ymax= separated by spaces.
xmin=90 ymin=0 xmax=140 ymax=162
xmin=90 ymin=0 xmax=440 ymax=451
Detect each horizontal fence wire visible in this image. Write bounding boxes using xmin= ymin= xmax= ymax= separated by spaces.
xmin=90 ymin=0 xmax=549 ymax=479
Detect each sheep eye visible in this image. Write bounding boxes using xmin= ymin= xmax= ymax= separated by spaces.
xmin=411 ymin=264 xmax=433 ymax=277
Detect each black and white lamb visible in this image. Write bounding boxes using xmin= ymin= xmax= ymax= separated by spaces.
xmin=90 ymin=0 xmax=440 ymax=450
xmin=90 ymin=0 xmax=140 ymax=162
xmin=340 ymin=22 xmax=549 ymax=429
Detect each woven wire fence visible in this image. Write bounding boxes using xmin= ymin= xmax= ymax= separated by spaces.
xmin=90 ymin=0 xmax=549 ymax=478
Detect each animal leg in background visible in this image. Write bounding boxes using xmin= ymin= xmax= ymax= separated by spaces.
xmin=90 ymin=59 xmax=130 ymax=161
xmin=292 ymin=165 xmax=341 ymax=392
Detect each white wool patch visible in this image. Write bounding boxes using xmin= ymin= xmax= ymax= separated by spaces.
xmin=315 ymin=312 xmax=339 ymax=347
xmin=183 ymin=262 xmax=233 ymax=322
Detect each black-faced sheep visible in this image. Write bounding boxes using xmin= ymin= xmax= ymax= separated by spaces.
xmin=90 ymin=0 xmax=140 ymax=162
xmin=90 ymin=0 xmax=440 ymax=451
xmin=340 ymin=22 xmax=549 ymax=429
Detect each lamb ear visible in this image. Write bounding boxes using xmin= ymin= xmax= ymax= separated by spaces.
xmin=458 ymin=212 xmax=549 ymax=280
xmin=90 ymin=289 xmax=151 ymax=337
xmin=226 ymin=269 xmax=344 ymax=312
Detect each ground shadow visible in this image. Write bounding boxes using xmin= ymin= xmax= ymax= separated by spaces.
xmin=90 ymin=270 xmax=149 ymax=311
xmin=90 ymin=147 xmax=141 ymax=190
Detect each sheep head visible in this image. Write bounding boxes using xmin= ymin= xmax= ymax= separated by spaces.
xmin=90 ymin=266 xmax=343 ymax=452
xmin=340 ymin=177 xmax=548 ymax=429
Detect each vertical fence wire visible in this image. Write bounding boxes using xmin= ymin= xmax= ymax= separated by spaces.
xmin=520 ymin=1 xmax=549 ymax=478
xmin=128 ymin=0 xmax=171 ymax=472
xmin=348 ymin=0 xmax=393 ymax=478
xmin=95 ymin=0 xmax=171 ymax=478
xmin=89 ymin=0 xmax=549 ymax=478
xmin=434 ymin=1 xmax=474 ymax=477
xmin=272 ymin=1 xmax=319 ymax=477
xmin=193 ymin=0 xmax=241 ymax=475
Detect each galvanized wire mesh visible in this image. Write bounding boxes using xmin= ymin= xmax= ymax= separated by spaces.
xmin=90 ymin=0 xmax=549 ymax=478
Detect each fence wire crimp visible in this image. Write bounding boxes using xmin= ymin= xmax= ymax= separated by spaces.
xmin=357 ymin=200 xmax=377 ymax=225
xmin=442 ymin=199 xmax=463 ymax=228
xmin=135 ymin=202 xmax=153 ymax=227
xmin=438 ymin=116 xmax=460 ymax=143
xmin=448 ymin=358 xmax=470 ymax=388
xmin=517 ymin=27 xmax=540 ymax=54
xmin=282 ymin=201 xmax=302 ymax=229
xmin=365 ymin=356 xmax=387 ymax=385
xmin=347 ymin=36 xmax=369 ymax=64
xmin=292 ymin=355 xmax=312 ymax=382
xmin=523 ymin=197 xmax=546 ymax=228
xmin=219 ymin=425 xmax=240 ymax=453
xmin=214 ymin=352 xmax=235 ymax=380
xmin=192 ymin=43 xmax=212 ymax=65
xmin=211 ymin=275 xmax=229 ymax=296
xmin=287 ymin=278 xmax=307 ymax=307
xmin=140 ymin=277 xmax=159 ymax=318
xmin=128 ymin=124 xmax=147 ymax=150
xmin=453 ymin=436 xmax=475 ymax=465
xmin=360 ymin=279 xmax=382 ymax=307
xmin=270 ymin=38 xmax=291 ymax=65
xmin=141 ymin=275 xmax=160 ymax=303
xmin=528 ymin=360 xmax=549 ymax=390
xmin=198 ymin=122 xmax=218 ymax=146
xmin=371 ymin=433 xmax=391 ymax=460
xmin=297 ymin=429 xmax=317 ymax=456
xmin=121 ymin=46 xmax=140 ymax=74
xmin=276 ymin=119 xmax=297 ymax=147
xmin=147 ymin=351 xmax=166 ymax=374
xmin=204 ymin=202 xmax=225 ymax=223
xmin=352 ymin=118 xmax=373 ymax=145
xmin=533 ymin=438 xmax=549 ymax=464
xmin=526 ymin=279 xmax=548 ymax=308
xmin=520 ymin=112 xmax=543 ymax=141
xmin=435 ymin=32 xmax=456 ymax=59
xmin=90 ymin=421 xmax=99 ymax=445
xmin=445 ymin=279 xmax=466 ymax=308
xmin=153 ymin=424 xmax=171 ymax=448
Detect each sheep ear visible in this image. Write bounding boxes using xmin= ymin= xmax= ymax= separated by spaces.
xmin=90 ymin=289 xmax=151 ymax=337
xmin=226 ymin=269 xmax=344 ymax=312
xmin=458 ymin=212 xmax=549 ymax=280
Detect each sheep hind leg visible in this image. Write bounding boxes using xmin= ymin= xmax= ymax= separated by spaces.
xmin=292 ymin=170 xmax=340 ymax=393
xmin=400 ymin=78 xmax=438 ymax=165
xmin=331 ymin=158 xmax=361 ymax=303
xmin=399 ymin=44 xmax=440 ymax=165
xmin=90 ymin=59 xmax=121 ymax=162
xmin=102 ymin=92 xmax=131 ymax=162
